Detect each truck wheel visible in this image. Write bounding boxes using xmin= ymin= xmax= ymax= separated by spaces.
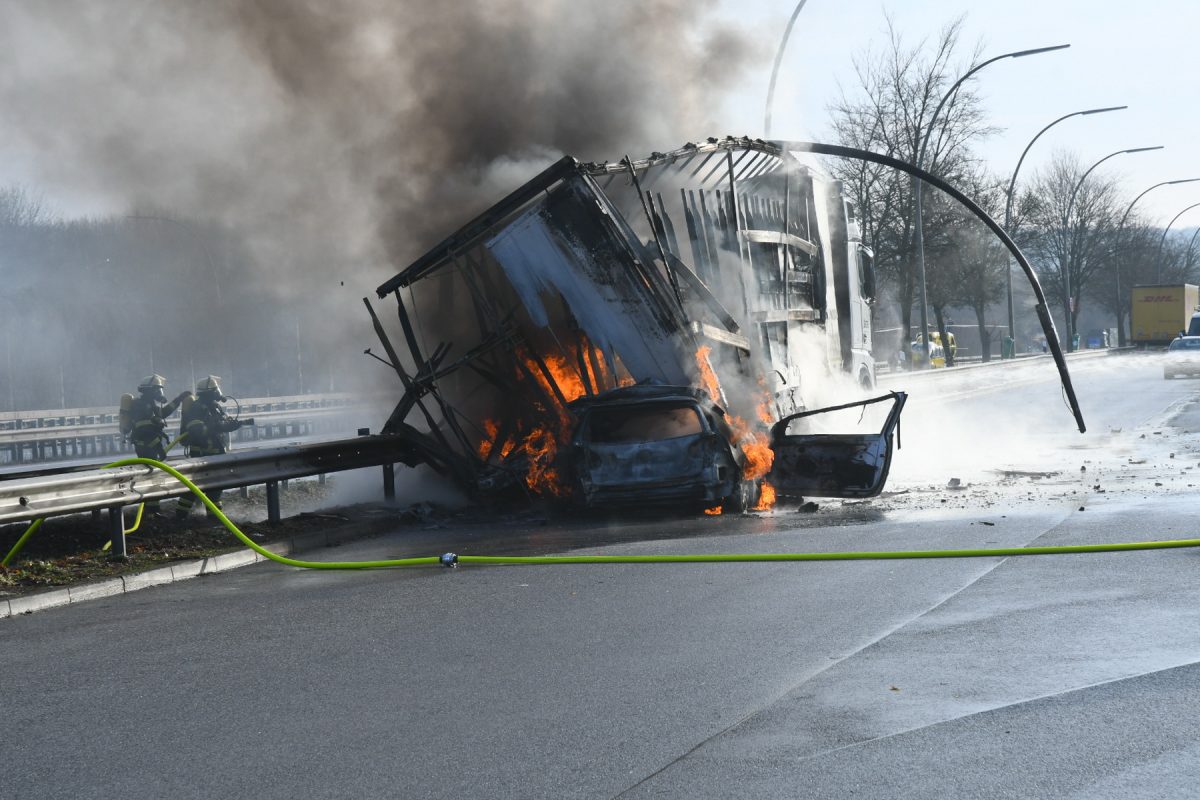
xmin=859 ymin=368 xmax=873 ymax=390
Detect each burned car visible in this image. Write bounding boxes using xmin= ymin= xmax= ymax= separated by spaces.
xmin=565 ymin=384 xmax=743 ymax=511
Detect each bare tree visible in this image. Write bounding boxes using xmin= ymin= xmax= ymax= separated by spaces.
xmin=1018 ymin=152 xmax=1122 ymax=347
xmin=0 ymin=185 xmax=52 ymax=228
xmin=921 ymin=164 xmax=1007 ymax=361
xmin=1088 ymin=221 xmax=1160 ymax=344
xmin=828 ymin=15 xmax=994 ymax=342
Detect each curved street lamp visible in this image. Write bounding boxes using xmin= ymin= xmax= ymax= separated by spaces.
xmin=912 ymin=43 xmax=1069 ymax=365
xmin=1001 ymin=105 xmax=1127 ymax=342
xmin=785 ymin=139 xmax=1086 ymax=431
xmin=1156 ymin=201 xmax=1200 ymax=282
xmin=1110 ymin=179 xmax=1200 ymax=344
xmin=1058 ymin=146 xmax=1163 ymax=349
xmin=1066 ymin=147 xmax=1163 ymax=224
xmin=1185 ymin=225 xmax=1200 ymax=272
xmin=763 ymin=1 xmax=810 ymax=139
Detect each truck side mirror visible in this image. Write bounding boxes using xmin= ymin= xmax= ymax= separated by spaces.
xmin=860 ymin=250 xmax=876 ymax=302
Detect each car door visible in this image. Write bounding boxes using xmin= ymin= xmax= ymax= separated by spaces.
xmin=767 ymin=392 xmax=906 ymax=498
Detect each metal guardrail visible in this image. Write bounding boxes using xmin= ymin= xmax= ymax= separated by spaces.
xmin=0 ymin=393 xmax=369 ymax=465
xmin=0 ymin=433 xmax=417 ymax=557
xmin=876 ymin=347 xmax=1130 ymax=384
xmin=0 ymin=392 xmax=356 ymax=425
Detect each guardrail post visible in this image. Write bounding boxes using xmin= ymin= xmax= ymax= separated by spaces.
xmin=266 ymin=481 xmax=281 ymax=524
xmin=108 ymin=505 xmax=127 ymax=560
xmin=383 ymin=463 xmax=395 ymax=501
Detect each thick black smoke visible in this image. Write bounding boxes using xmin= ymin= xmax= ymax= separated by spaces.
xmin=0 ymin=1 xmax=760 ymax=408
xmin=2 ymin=1 xmax=756 ymax=279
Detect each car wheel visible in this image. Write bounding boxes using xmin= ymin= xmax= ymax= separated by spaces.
xmin=723 ymin=479 xmax=760 ymax=513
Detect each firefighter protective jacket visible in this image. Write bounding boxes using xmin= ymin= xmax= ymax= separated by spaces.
xmin=129 ymin=395 xmax=184 ymax=450
xmin=181 ymin=397 xmax=240 ymax=456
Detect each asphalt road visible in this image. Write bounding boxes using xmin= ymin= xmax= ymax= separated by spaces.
xmin=5 ymin=352 xmax=1200 ymax=799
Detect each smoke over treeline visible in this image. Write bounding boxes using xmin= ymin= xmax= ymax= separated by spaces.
xmin=0 ymin=1 xmax=759 ymax=410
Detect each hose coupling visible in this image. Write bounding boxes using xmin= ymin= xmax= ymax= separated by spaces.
xmin=439 ymin=552 xmax=458 ymax=568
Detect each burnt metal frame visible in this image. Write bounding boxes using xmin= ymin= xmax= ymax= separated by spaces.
xmin=378 ymin=156 xmax=578 ymax=294
xmin=373 ymin=164 xmax=706 ymax=483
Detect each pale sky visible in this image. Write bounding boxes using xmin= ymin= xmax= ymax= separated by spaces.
xmin=3 ymin=1 xmax=1196 ymax=229
xmin=718 ymin=0 xmax=1200 ymax=225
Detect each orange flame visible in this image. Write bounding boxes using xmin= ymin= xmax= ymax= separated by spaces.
xmin=479 ymin=341 xmax=623 ymax=497
xmin=694 ymin=346 xmax=777 ymax=510
xmin=704 ymin=506 xmax=723 ymax=516
xmin=695 ymin=345 xmax=723 ymax=405
xmin=757 ymin=399 xmax=775 ymax=426
xmin=477 ymin=418 xmax=515 ymax=461
xmin=477 ymin=419 xmax=498 ymax=459
xmin=519 ymin=426 xmax=565 ymax=496
xmin=752 ymin=481 xmax=776 ymax=512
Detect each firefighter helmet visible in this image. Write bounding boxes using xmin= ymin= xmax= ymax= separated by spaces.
xmin=196 ymin=375 xmax=223 ymax=396
xmin=138 ymin=374 xmax=167 ymax=392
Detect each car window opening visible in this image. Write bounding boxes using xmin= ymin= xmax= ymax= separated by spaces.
xmin=588 ymin=406 xmax=704 ymax=444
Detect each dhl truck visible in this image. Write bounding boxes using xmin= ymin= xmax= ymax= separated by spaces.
xmin=1130 ymin=284 xmax=1200 ymax=346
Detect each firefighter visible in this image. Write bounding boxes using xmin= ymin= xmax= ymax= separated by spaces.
xmin=175 ymin=375 xmax=249 ymax=520
xmin=125 ymin=375 xmax=191 ymax=513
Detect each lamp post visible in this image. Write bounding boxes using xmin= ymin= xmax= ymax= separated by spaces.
xmin=763 ymin=1 xmax=810 ymax=138
xmin=1110 ymin=179 xmax=1200 ymax=344
xmin=1059 ymin=146 xmax=1163 ymax=350
xmin=1155 ymin=202 xmax=1200 ymax=282
xmin=912 ymin=43 xmax=1068 ymax=366
xmin=1184 ymin=225 xmax=1200 ymax=274
xmin=1002 ymin=105 xmax=1127 ymax=347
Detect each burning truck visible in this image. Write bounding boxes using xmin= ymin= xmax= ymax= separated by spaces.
xmin=368 ymin=136 xmax=905 ymax=512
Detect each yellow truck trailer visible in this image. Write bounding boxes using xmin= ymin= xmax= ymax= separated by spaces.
xmin=1131 ymin=284 xmax=1200 ymax=346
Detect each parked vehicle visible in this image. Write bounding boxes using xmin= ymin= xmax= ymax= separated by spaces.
xmin=1163 ymin=336 xmax=1200 ymax=379
xmin=1131 ymin=284 xmax=1199 ymax=346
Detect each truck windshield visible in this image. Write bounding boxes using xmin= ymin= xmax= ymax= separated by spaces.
xmin=587 ymin=405 xmax=704 ymax=444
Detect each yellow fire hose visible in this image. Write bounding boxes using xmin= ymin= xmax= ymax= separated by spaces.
xmin=7 ymin=455 xmax=1200 ymax=572
xmin=3 ymin=435 xmax=189 ymax=565
xmin=98 ymin=435 xmax=187 ymax=551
